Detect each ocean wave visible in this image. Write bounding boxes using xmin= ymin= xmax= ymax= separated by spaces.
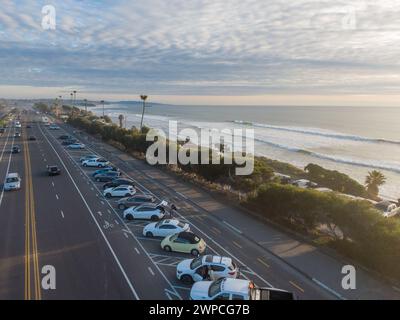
xmin=232 ymin=120 xmax=400 ymax=146
xmin=252 ymin=137 xmax=400 ymax=174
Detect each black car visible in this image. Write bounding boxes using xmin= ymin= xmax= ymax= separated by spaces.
xmin=47 ymin=165 xmax=61 ymax=176
xmin=103 ymin=178 xmax=135 ymax=190
xmin=94 ymin=171 xmax=121 ymax=182
xmin=61 ymin=139 xmax=77 ymax=145
xmin=26 ymin=125 xmax=31 ymax=128
xmin=28 ymin=136 xmax=36 ymax=141
xmin=0 ymin=128 xmax=5 ymax=133
xmin=59 ymin=135 xmax=72 ymax=140
xmin=12 ymin=145 xmax=21 ymax=153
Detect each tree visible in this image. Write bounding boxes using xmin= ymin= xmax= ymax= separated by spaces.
xmin=365 ymin=170 xmax=386 ymax=199
xmin=140 ymin=95 xmax=148 ymax=130
xmin=118 ymin=114 xmax=124 ymax=128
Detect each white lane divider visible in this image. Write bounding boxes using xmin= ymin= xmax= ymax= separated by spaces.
xmin=60 ymin=210 xmax=65 ymax=218
xmin=55 ymin=194 xmax=59 ymax=200
xmin=148 ymin=267 xmax=155 ymax=276
xmin=134 ymin=247 xmax=140 ymax=255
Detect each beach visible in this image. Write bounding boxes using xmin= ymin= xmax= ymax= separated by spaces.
xmin=90 ymin=103 xmax=400 ymax=200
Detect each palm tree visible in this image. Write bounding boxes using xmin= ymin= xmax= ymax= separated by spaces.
xmin=139 ymin=95 xmax=148 ymax=131
xmin=118 ymin=114 xmax=124 ymax=128
xmin=365 ymin=170 xmax=386 ymax=198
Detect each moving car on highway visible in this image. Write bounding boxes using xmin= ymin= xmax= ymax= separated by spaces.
xmin=123 ymin=201 xmax=167 ymax=221
xmin=14 ymin=132 xmax=21 ymax=138
xmin=143 ymin=219 xmax=190 ymax=238
xmin=103 ymin=178 xmax=134 ymax=190
xmin=82 ymin=158 xmax=110 ymax=168
xmin=161 ymin=231 xmax=206 ymax=256
xmin=94 ymin=171 xmax=121 ymax=182
xmin=176 ymin=255 xmax=238 ymax=284
xmin=190 ymin=278 xmax=295 ymax=300
xmin=68 ymin=143 xmax=85 ymax=149
xmin=49 ymin=124 xmax=60 ymax=130
xmin=47 ymin=165 xmax=61 ymax=176
xmin=4 ymin=173 xmax=21 ymax=191
xmin=11 ymin=145 xmax=21 ymax=153
xmin=116 ymin=194 xmax=155 ymax=210
xmin=103 ymin=185 xmax=136 ymax=198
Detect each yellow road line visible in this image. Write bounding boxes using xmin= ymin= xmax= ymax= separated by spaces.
xmin=23 ymin=125 xmax=41 ymax=300
xmin=289 ymin=280 xmax=305 ymax=293
xmin=257 ymin=257 xmax=270 ymax=268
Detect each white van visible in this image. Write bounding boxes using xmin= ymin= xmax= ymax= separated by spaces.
xmin=4 ymin=173 xmax=21 ymax=191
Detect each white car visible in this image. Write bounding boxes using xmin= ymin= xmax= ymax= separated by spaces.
xmin=103 ymin=185 xmax=136 ymax=198
xmin=190 ymin=278 xmax=295 ymax=300
xmin=4 ymin=173 xmax=21 ymax=191
xmin=79 ymin=154 xmax=98 ymax=162
xmin=82 ymin=158 xmax=110 ymax=168
xmin=123 ymin=201 xmax=167 ymax=221
xmin=68 ymin=143 xmax=85 ymax=149
xmin=143 ymin=219 xmax=190 ymax=238
xmin=176 ymin=255 xmax=238 ymax=283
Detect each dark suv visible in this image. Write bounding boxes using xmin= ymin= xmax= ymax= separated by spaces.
xmin=47 ymin=165 xmax=61 ymax=176
xmin=94 ymin=171 xmax=121 ymax=182
xmin=116 ymin=194 xmax=156 ymax=210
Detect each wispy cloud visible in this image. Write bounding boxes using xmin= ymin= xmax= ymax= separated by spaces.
xmin=0 ymin=0 xmax=400 ymax=100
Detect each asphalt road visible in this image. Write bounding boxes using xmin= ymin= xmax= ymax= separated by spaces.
xmin=0 ymin=110 xmax=398 ymax=300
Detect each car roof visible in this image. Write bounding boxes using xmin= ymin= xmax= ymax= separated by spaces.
xmin=203 ymin=255 xmax=232 ymax=266
xmin=221 ymin=278 xmax=250 ymax=294
xmin=177 ymin=231 xmax=198 ymax=240
xmin=6 ymin=173 xmax=19 ymax=178
xmin=160 ymin=219 xmax=180 ymax=226
xmin=115 ymin=185 xmax=133 ymax=189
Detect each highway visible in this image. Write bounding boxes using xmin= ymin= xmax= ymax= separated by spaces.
xmin=0 ymin=109 xmax=398 ymax=300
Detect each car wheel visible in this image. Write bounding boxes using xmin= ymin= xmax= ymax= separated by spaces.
xmin=145 ymin=231 xmax=153 ymax=238
xmin=181 ymin=275 xmax=194 ymax=284
xmin=118 ymin=204 xmax=126 ymax=210
xmin=98 ymin=164 xmax=102 ymax=168
xmin=191 ymin=249 xmax=200 ymax=256
xmin=150 ymin=215 xmax=159 ymax=221
xmin=96 ymin=178 xmax=100 ymax=182
xmin=124 ymin=193 xmax=131 ymax=197
xmin=105 ymin=193 xmax=111 ymax=198
xmin=83 ymin=163 xmax=87 ymax=167
xmin=163 ymin=245 xmax=172 ymax=252
xmin=125 ymin=214 xmax=134 ymax=221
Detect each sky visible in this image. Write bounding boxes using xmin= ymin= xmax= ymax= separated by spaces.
xmin=0 ymin=0 xmax=400 ymax=106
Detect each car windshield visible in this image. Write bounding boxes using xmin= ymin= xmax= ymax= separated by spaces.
xmin=50 ymin=167 xmax=58 ymax=171
xmin=208 ymin=278 xmax=223 ymax=297
xmin=177 ymin=222 xmax=186 ymax=228
xmin=155 ymin=220 xmax=167 ymax=228
xmin=6 ymin=177 xmax=18 ymax=183
xmin=190 ymin=256 xmax=203 ymax=270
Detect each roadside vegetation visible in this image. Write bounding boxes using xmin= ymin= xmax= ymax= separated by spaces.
xmin=48 ymin=105 xmax=400 ymax=282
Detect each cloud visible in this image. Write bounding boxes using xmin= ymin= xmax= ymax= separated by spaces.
xmin=0 ymin=0 xmax=400 ymax=99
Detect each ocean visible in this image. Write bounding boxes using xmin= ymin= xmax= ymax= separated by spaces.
xmin=89 ymin=103 xmax=400 ymax=200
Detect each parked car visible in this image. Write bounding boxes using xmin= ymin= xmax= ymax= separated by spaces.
xmin=190 ymin=278 xmax=295 ymax=300
xmin=0 ymin=128 xmax=5 ymax=133
xmin=94 ymin=171 xmax=121 ymax=182
xmin=49 ymin=124 xmax=60 ymax=130
xmin=11 ymin=145 xmax=21 ymax=153
xmin=14 ymin=132 xmax=21 ymax=138
xmin=79 ymin=154 xmax=98 ymax=162
xmin=62 ymin=139 xmax=77 ymax=145
xmin=103 ymin=178 xmax=134 ymax=190
xmin=68 ymin=143 xmax=85 ymax=149
xmin=92 ymin=167 xmax=119 ymax=177
xmin=58 ymin=134 xmax=72 ymax=140
xmin=291 ymin=179 xmax=318 ymax=189
xmin=4 ymin=173 xmax=21 ymax=191
xmin=161 ymin=231 xmax=206 ymax=256
xmin=116 ymin=194 xmax=155 ymax=210
xmin=26 ymin=125 xmax=31 ymax=128
xmin=123 ymin=201 xmax=168 ymax=221
xmin=176 ymin=255 xmax=238 ymax=284
xmin=143 ymin=219 xmax=190 ymax=238
xmin=82 ymin=158 xmax=110 ymax=168
xmin=28 ymin=136 xmax=36 ymax=141
xmin=103 ymin=185 xmax=136 ymax=198
xmin=47 ymin=165 xmax=61 ymax=176
xmin=375 ymin=200 xmax=400 ymax=218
